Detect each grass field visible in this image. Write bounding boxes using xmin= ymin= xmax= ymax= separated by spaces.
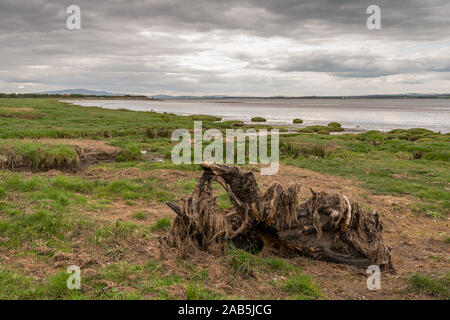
xmin=0 ymin=98 xmax=448 ymax=300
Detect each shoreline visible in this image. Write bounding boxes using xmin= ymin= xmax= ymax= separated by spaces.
xmin=61 ymin=99 xmax=448 ymax=134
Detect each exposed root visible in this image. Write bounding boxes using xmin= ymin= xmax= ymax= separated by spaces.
xmin=163 ymin=163 xmax=394 ymax=271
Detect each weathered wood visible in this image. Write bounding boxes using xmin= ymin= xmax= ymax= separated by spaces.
xmin=163 ymin=163 xmax=394 ymax=271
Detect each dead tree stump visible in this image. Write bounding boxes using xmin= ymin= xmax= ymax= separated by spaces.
xmin=163 ymin=163 xmax=394 ymax=271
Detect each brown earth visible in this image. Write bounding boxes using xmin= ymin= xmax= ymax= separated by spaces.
xmin=75 ymin=163 xmax=449 ymax=299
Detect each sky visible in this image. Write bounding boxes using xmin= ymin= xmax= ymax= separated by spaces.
xmin=1 ymin=0 xmax=449 ymax=96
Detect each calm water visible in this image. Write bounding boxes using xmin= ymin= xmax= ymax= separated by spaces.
xmin=64 ymin=98 xmax=450 ymax=133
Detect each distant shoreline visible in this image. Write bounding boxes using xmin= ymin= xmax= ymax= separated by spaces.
xmin=61 ymin=99 xmax=450 ymax=134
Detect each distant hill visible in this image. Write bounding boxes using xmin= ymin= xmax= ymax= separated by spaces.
xmin=35 ymin=89 xmax=124 ymax=96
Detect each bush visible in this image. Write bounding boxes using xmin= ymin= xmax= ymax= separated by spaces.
xmin=251 ymin=117 xmax=266 ymax=122
xmin=293 ymin=118 xmax=303 ymax=124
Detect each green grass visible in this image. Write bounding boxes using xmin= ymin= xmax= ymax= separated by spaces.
xmin=281 ymin=131 xmax=450 ymax=217
xmin=132 ymin=211 xmax=147 ymax=221
xmin=0 ymin=209 xmax=93 ymax=250
xmin=150 ymin=218 xmax=172 ymax=232
xmin=227 ymin=247 xmax=259 ymax=277
xmin=251 ymin=117 xmax=267 ymax=122
xmin=409 ymin=272 xmax=449 ymax=299
xmin=0 ymin=172 xmax=177 ymax=204
xmin=188 ymin=115 xmax=222 ymax=122
xmin=186 ymin=283 xmax=224 ymax=300
xmin=0 ymin=140 xmax=79 ymax=171
xmin=283 ymin=271 xmax=322 ymax=299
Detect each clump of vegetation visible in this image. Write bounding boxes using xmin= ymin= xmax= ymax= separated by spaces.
xmin=280 ymin=142 xmax=327 ymax=159
xmin=222 ymin=120 xmax=244 ymax=127
xmin=227 ymin=247 xmax=258 ymax=277
xmin=328 ymin=122 xmax=342 ymax=128
xmin=0 ymin=141 xmax=80 ymax=171
xmin=387 ymin=128 xmax=440 ymax=141
xmin=146 ymin=127 xmax=172 ymax=138
xmin=409 ymin=272 xmax=449 ymax=299
xmin=132 ymin=211 xmax=147 ymax=221
xmin=299 ymin=125 xmax=344 ymax=134
xmin=357 ymin=130 xmax=385 ymax=146
xmin=186 ymin=283 xmax=223 ymax=300
xmin=251 ymin=117 xmax=267 ymax=123
xmin=150 ymin=218 xmax=172 ymax=231
xmin=283 ymin=270 xmax=322 ymax=299
xmin=188 ymin=115 xmax=222 ymax=122
xmin=293 ymin=118 xmax=303 ymax=124
xmin=116 ymin=145 xmax=142 ymax=162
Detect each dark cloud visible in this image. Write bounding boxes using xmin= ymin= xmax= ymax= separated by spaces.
xmin=0 ymin=0 xmax=449 ymax=95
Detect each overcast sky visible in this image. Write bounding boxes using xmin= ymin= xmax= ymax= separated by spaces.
xmin=1 ymin=0 xmax=449 ymax=96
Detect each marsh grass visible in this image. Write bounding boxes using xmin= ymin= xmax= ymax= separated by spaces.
xmin=0 ymin=141 xmax=79 ymax=171
xmin=281 ymin=130 xmax=449 ymax=217
xmin=150 ymin=218 xmax=172 ymax=232
xmin=409 ymin=272 xmax=449 ymax=299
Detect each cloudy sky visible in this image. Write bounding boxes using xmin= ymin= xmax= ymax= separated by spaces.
xmin=1 ymin=0 xmax=449 ymax=96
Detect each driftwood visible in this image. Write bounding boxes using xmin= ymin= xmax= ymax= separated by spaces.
xmin=163 ymin=163 xmax=394 ymax=271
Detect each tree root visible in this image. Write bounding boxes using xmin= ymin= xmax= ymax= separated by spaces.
xmin=162 ymin=163 xmax=394 ymax=271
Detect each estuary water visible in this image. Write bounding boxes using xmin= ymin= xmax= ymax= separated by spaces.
xmin=64 ymin=98 xmax=450 ymax=133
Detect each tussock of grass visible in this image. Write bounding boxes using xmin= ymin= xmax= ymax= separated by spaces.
xmin=409 ymin=272 xmax=449 ymax=299
xmin=146 ymin=127 xmax=172 ymax=138
xmin=186 ymin=283 xmax=223 ymax=300
xmin=188 ymin=115 xmax=222 ymax=122
xmin=116 ymin=145 xmax=142 ymax=162
xmin=0 ymin=141 xmax=79 ymax=171
xmin=93 ymin=221 xmax=150 ymax=245
xmin=284 ymin=271 xmax=322 ymax=299
xmin=150 ymin=218 xmax=172 ymax=232
xmin=132 ymin=211 xmax=147 ymax=221
xmin=227 ymin=247 xmax=259 ymax=277
xmin=251 ymin=117 xmax=266 ymax=122
xmin=299 ymin=125 xmax=344 ymax=134
xmin=261 ymin=256 xmax=295 ymax=273
xmin=281 ymin=142 xmax=327 ymax=159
